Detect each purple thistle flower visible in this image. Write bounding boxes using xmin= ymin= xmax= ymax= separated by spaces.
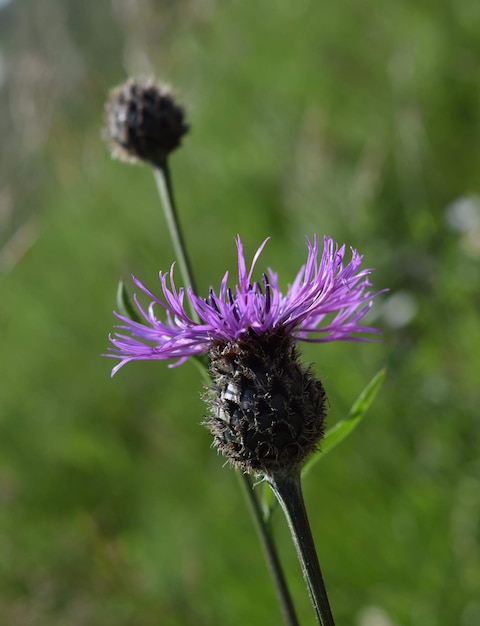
xmin=108 ymin=235 xmax=381 ymax=376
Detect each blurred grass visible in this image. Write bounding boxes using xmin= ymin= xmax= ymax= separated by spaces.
xmin=1 ymin=0 xmax=480 ymax=624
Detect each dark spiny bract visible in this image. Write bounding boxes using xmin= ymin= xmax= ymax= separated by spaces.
xmin=205 ymin=329 xmax=326 ymax=475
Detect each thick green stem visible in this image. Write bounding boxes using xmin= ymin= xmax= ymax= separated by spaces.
xmin=238 ymin=472 xmax=300 ymax=626
xmin=267 ymin=468 xmax=335 ymax=626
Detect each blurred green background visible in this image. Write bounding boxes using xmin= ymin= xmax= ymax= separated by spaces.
xmin=1 ymin=1 xmax=480 ymax=624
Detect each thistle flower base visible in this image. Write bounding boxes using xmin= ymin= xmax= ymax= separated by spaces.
xmin=205 ymin=329 xmax=326 ymax=474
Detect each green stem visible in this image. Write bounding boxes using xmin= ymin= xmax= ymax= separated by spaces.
xmin=151 ymin=156 xmax=300 ymax=624
xmin=267 ymin=468 xmax=335 ymax=626
xmin=153 ymin=159 xmax=199 ymax=314
xmin=238 ymin=472 xmax=300 ymax=626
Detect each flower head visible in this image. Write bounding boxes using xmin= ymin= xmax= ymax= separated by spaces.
xmin=105 ymin=78 xmax=189 ymax=165
xmin=108 ymin=235 xmax=382 ymax=474
xmin=108 ymin=235 xmax=381 ymax=375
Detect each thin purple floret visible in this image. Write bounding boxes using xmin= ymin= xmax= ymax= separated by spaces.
xmin=107 ymin=235 xmax=383 ymax=375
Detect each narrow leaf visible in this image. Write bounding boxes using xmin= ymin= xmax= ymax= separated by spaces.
xmin=116 ymin=280 xmax=141 ymax=323
xmin=191 ymin=354 xmax=211 ymax=383
xmin=302 ymin=368 xmax=386 ymax=479
xmin=261 ymin=481 xmax=276 ymax=523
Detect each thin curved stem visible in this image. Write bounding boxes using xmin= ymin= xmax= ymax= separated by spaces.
xmin=153 ymin=159 xmax=199 ymax=312
xmin=238 ymin=472 xmax=300 ymax=626
xmin=266 ymin=468 xmax=335 ymax=626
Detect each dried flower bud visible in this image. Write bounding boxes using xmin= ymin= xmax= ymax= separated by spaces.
xmin=105 ymin=78 xmax=189 ymax=165
xmin=204 ymin=329 xmax=326 ymax=475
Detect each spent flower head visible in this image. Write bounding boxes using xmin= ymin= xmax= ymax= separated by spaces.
xmin=105 ymin=78 xmax=189 ymax=165
xmin=108 ymin=236 xmax=382 ymax=474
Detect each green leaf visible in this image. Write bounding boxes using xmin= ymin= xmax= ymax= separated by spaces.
xmin=261 ymin=481 xmax=276 ymax=523
xmin=116 ymin=280 xmax=141 ymax=323
xmin=191 ymin=354 xmax=211 ymax=383
xmin=302 ymin=368 xmax=386 ymax=479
